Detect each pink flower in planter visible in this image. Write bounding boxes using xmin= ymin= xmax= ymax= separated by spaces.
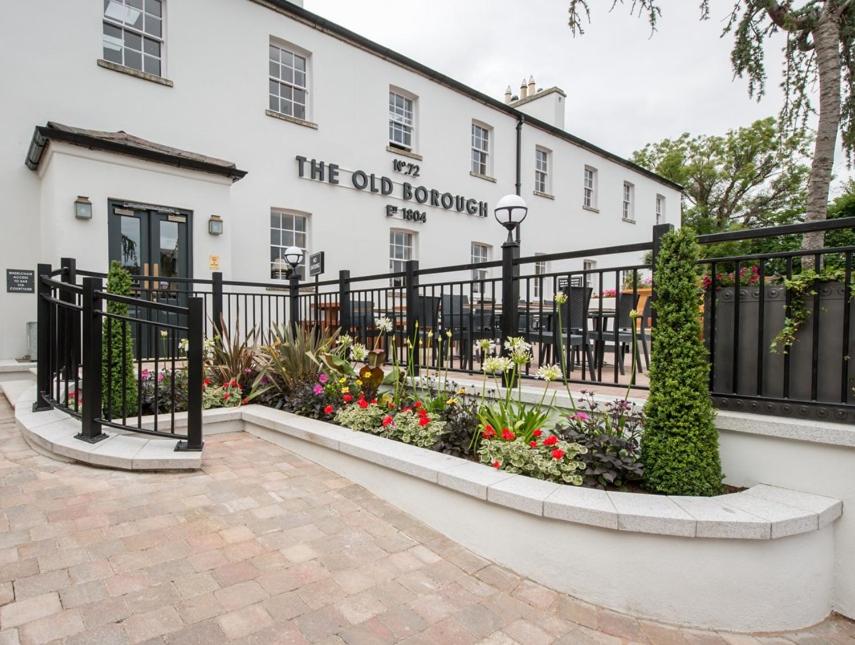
xmin=324 ymin=405 xmax=334 ymax=415
xmin=141 ymin=369 xmax=150 ymax=380
xmin=313 ymin=384 xmax=323 ymax=395
xmin=318 ymin=373 xmax=329 ymax=384
xmin=573 ymin=412 xmax=591 ymax=422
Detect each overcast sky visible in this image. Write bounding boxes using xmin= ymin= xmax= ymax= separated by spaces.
xmin=303 ymin=0 xmax=851 ymax=194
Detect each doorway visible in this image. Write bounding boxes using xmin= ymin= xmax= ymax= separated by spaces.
xmin=108 ymin=200 xmax=193 ymax=357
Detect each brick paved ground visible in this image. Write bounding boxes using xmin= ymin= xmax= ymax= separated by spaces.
xmin=0 ymin=395 xmax=853 ymax=644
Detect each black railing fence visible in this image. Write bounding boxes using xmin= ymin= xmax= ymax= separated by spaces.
xmin=33 ymin=260 xmax=204 ymax=449
xmin=33 ymin=217 xmax=855 ymax=435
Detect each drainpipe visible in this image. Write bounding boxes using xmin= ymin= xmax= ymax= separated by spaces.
xmin=515 ymin=114 xmax=524 ymax=243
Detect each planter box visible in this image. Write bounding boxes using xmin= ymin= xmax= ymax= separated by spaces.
xmin=704 ymin=282 xmax=855 ymax=417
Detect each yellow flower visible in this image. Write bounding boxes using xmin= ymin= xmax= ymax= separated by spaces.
xmin=446 ymin=398 xmax=458 ymax=406
xmin=355 ymin=379 xmax=363 ymax=387
xmin=341 ymin=386 xmax=350 ymax=394
xmin=339 ymin=377 xmax=347 ymax=384
xmin=457 ymin=388 xmax=466 ymax=395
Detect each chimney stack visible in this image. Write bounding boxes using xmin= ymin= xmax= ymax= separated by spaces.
xmin=519 ymin=78 xmax=528 ymax=100
xmin=528 ymin=75 xmax=536 ymax=96
xmin=504 ymin=85 xmax=512 ymax=104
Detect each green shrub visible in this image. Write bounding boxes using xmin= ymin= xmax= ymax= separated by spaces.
xmin=101 ymin=261 xmax=138 ymax=418
xmin=641 ymin=227 xmax=723 ymax=496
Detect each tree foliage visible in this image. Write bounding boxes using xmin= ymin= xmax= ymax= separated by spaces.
xmin=569 ymin=0 xmax=855 ymax=246
xmin=642 ymin=227 xmax=723 ymax=496
xmin=632 ymin=117 xmax=809 ymax=233
xmin=102 ymin=261 xmax=138 ymax=418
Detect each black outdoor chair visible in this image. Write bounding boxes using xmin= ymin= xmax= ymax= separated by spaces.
xmin=349 ymin=300 xmax=375 ymax=345
xmin=539 ymin=286 xmax=598 ymax=380
xmin=612 ymin=293 xmax=651 ymax=374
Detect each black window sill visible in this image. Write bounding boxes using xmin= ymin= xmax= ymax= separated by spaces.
xmin=97 ymin=59 xmax=173 ymax=87
xmin=265 ymin=110 xmax=318 ymax=130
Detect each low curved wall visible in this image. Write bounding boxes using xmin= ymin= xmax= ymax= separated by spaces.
xmin=239 ymin=406 xmax=841 ymax=633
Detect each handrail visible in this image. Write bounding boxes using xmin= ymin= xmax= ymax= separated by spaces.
xmin=697 ymin=216 xmax=855 ymax=244
xmin=95 ymin=290 xmax=190 ymax=314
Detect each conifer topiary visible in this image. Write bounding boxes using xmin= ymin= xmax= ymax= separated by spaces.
xmin=102 ymin=261 xmax=138 ymax=418
xmin=642 ymin=227 xmax=723 ymax=496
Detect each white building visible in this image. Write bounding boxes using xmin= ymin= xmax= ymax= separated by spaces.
xmin=0 ymin=0 xmax=681 ymax=360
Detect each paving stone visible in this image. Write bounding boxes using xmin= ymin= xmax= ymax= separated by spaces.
xmin=0 ymin=592 xmax=62 ymax=629
xmin=17 ymin=608 xmax=84 ymax=643
xmin=216 ymin=604 xmax=272 ymax=640
xmin=121 ymin=606 xmax=183 ymax=643
xmin=213 ymin=580 xmax=267 ymax=612
xmin=64 ymin=622 xmax=129 ymax=645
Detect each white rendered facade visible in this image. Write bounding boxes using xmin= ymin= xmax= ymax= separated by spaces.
xmin=0 ymin=0 xmax=681 ymax=360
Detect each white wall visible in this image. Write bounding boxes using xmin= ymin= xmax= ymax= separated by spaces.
xmin=0 ymin=0 xmax=680 ymax=358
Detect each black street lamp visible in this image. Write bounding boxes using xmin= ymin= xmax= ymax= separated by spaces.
xmin=495 ymin=195 xmax=527 ymax=361
xmin=284 ymin=246 xmax=304 ymax=334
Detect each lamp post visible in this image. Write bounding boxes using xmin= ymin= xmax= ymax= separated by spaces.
xmin=495 ymin=195 xmax=528 ymax=351
xmin=283 ymin=246 xmax=304 ymax=335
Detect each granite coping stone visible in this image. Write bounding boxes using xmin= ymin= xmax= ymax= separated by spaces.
xmin=6 ymin=388 xmax=844 ymax=540
xmin=240 ymin=407 xmax=843 ymax=541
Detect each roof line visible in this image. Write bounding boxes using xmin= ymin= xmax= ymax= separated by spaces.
xmin=26 ymin=125 xmax=248 ymax=182
xmin=256 ymin=0 xmax=683 ymax=192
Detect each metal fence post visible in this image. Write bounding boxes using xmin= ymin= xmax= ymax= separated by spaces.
xmin=650 ymin=223 xmax=674 ymax=332
xmin=289 ymin=272 xmax=300 ymax=335
xmin=405 ymin=260 xmax=420 ymax=376
xmin=77 ymin=276 xmax=107 ymax=443
xmin=32 ymin=263 xmax=53 ymax=412
xmin=59 ymin=257 xmax=77 ymax=380
xmin=177 ymin=297 xmax=204 ymax=452
xmin=338 ymin=270 xmax=351 ymax=332
xmin=211 ymin=271 xmax=223 ymax=338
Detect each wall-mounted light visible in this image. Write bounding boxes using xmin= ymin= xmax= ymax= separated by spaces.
xmin=208 ymin=214 xmax=223 ymax=235
xmin=74 ymin=196 xmax=92 ymax=220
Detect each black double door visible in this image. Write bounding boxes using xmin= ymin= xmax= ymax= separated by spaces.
xmin=108 ymin=201 xmax=192 ymax=358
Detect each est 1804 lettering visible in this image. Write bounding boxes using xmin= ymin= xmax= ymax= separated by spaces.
xmin=386 ymin=205 xmax=427 ymax=222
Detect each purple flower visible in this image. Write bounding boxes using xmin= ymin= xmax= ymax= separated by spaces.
xmin=573 ymin=412 xmax=590 ymax=422
xmin=244 ymin=368 xmax=252 ymax=375
xmin=157 ymin=372 xmax=165 ymax=382
xmin=318 ymin=373 xmax=329 ymax=384
xmin=141 ymin=369 xmax=150 ymax=380
xmin=313 ymin=384 xmax=324 ymax=396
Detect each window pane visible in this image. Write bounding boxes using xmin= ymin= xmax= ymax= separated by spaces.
xmin=126 ymin=7 xmax=143 ymax=29
xmin=282 ymin=66 xmax=293 ymax=84
xmin=294 ymin=55 xmax=306 ymax=72
xmin=271 ymin=229 xmax=280 ymax=245
xmin=143 ymin=55 xmax=160 ymax=75
xmin=294 ymin=104 xmax=305 ymax=119
xmin=269 ymin=95 xmax=278 ymax=112
xmin=281 ymin=84 xmax=292 ymax=100
xmin=269 ymin=45 xmax=279 ymax=62
xmin=269 ymin=60 xmax=279 ymax=78
xmin=281 ymin=50 xmax=293 ymax=68
xmin=125 ymin=48 xmax=142 ymax=70
xmin=145 ymin=14 xmax=161 ymax=38
xmin=295 ymin=71 xmax=306 ymax=88
xmin=143 ymin=37 xmax=159 ymax=56
xmin=124 ymin=30 xmax=141 ymax=51
xmin=128 ymin=0 xmax=143 ymax=9
xmin=145 ymin=0 xmax=162 ymax=17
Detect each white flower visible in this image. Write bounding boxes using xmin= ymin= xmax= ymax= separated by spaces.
xmin=178 ymin=338 xmax=190 ymax=353
xmin=337 ymin=333 xmax=353 ymax=347
xmin=375 ymin=316 xmax=393 ymax=333
xmin=536 ymin=364 xmax=562 ymax=382
xmin=554 ymin=292 xmax=568 ymax=305
xmin=476 ymin=338 xmax=492 ymax=353
xmin=482 ymin=356 xmax=513 ymax=374
xmin=350 ymin=343 xmax=368 ymax=362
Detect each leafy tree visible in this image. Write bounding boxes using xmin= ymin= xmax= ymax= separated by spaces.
xmin=632 ymin=117 xmax=809 ymax=233
xmin=102 ymin=261 xmax=138 ymax=418
xmin=642 ymin=227 xmax=723 ymax=496
xmin=569 ymin=0 xmax=855 ymax=254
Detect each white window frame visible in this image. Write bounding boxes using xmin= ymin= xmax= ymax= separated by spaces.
xmin=583 ymin=259 xmax=597 ymax=288
xmin=389 ymin=89 xmax=416 ymax=151
xmin=471 ymin=242 xmax=491 ymax=293
xmin=269 ymin=40 xmax=310 ymax=121
xmin=583 ymin=166 xmax=598 ymax=210
xmin=656 ymin=194 xmax=666 ymax=224
xmin=270 ymin=210 xmax=309 ymax=280
xmin=622 ymin=182 xmax=635 ymax=222
xmin=102 ymin=0 xmax=165 ymax=77
xmin=471 ymin=122 xmax=491 ymax=177
xmin=535 ymin=148 xmax=551 ymax=195
xmin=389 ymin=229 xmax=416 ymax=286
xmin=533 ymin=254 xmax=548 ymax=300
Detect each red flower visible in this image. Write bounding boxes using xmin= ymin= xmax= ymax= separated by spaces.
xmin=418 ymin=416 xmax=430 ymax=427
xmin=324 ymin=405 xmax=334 ymax=415
xmin=414 ymin=401 xmax=423 ymax=409
xmin=418 ymin=408 xmax=428 ymax=418
xmin=241 ymin=397 xmax=249 ymax=405
xmin=551 ymin=448 xmax=565 ymax=460
xmin=543 ymin=435 xmax=558 ymax=446
xmin=343 ymin=393 xmax=353 ymax=403
xmin=532 ymin=429 xmax=542 ymax=437
xmin=370 ymin=399 xmax=378 ymax=404
xmin=223 ymin=392 xmax=231 ymax=400
xmin=501 ymin=428 xmax=516 ymax=441
xmin=491 ymin=460 xmax=501 ymax=470
xmin=203 ymin=378 xmax=212 ymax=387
xmin=358 ymin=399 xmax=369 ymax=409
xmin=228 ymin=378 xmax=238 ymax=387
xmin=529 ymin=441 xmax=537 ymax=448
xmin=382 ymin=415 xmax=394 ymax=427
xmin=482 ymin=425 xmax=496 ymax=439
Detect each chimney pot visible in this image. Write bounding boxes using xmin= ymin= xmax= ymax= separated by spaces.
xmin=519 ymin=78 xmax=528 ymax=99
xmin=504 ymin=85 xmax=512 ymax=104
xmin=528 ymin=75 xmax=536 ymax=95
